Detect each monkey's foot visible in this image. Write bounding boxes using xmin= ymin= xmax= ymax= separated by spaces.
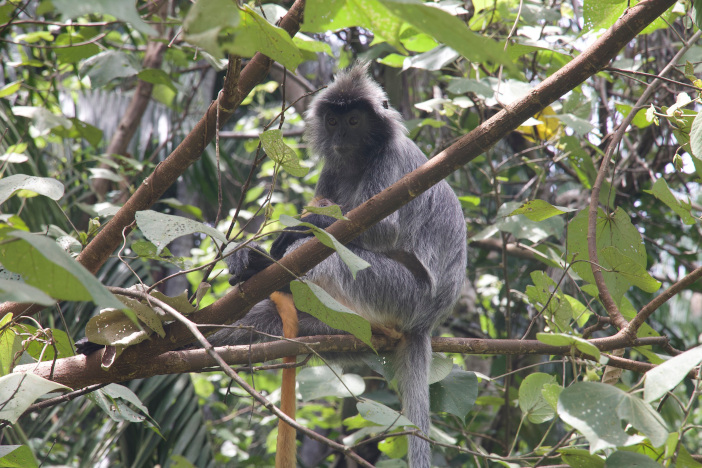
xmin=371 ymin=323 xmax=403 ymax=340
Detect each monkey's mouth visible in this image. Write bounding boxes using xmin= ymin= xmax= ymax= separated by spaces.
xmin=332 ymin=144 xmax=358 ymax=156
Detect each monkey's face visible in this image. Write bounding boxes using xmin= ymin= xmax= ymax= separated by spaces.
xmin=323 ymin=108 xmax=370 ymax=158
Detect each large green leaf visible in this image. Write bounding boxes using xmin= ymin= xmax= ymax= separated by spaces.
xmin=0 ymin=373 xmax=70 ymax=424
xmin=303 ymin=0 xmax=406 ymax=51
xmin=135 ymin=210 xmax=226 ymax=255
xmin=0 ymin=231 xmax=124 ymax=310
xmin=537 ymin=333 xmax=600 ymax=361
xmin=649 ymin=178 xmax=696 ymax=225
xmin=298 ymin=365 xmax=365 ymax=400
xmin=518 ymin=373 xmax=557 ymax=424
xmin=80 ymin=51 xmax=139 ymax=88
xmin=53 ymin=0 xmax=157 ymax=36
xmin=644 ymin=345 xmax=702 ymax=403
xmin=429 ymin=367 xmax=477 ymax=420
xmin=290 ymin=280 xmax=373 ymax=349
xmin=381 ymin=0 xmax=510 ymax=69
xmin=260 ymin=129 xmax=308 ymax=177
xmin=357 ymin=398 xmax=415 ymax=427
xmin=604 ymin=451 xmax=662 ymax=467
xmin=509 ymin=199 xmax=575 ymax=222
xmin=0 ymin=445 xmax=38 ymax=468
xmin=567 ymin=208 xmax=653 ymax=302
xmin=558 ymin=382 xmax=668 ymax=453
xmin=279 ymin=215 xmax=370 ymax=278
xmin=0 ymin=174 xmax=64 ymax=205
xmin=183 ymin=2 xmax=303 ymax=70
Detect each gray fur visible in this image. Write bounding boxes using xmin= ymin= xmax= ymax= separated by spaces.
xmin=213 ymin=65 xmax=467 ymax=468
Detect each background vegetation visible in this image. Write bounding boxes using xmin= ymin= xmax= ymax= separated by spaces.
xmin=1 ymin=0 xmax=702 ymax=467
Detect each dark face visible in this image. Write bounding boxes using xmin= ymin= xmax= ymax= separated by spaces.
xmin=324 ymin=107 xmax=371 ymax=158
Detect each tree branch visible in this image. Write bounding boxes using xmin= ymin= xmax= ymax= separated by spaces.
xmin=14 ymin=335 xmax=671 ymax=388
xmin=91 ymin=0 xmax=169 ymax=200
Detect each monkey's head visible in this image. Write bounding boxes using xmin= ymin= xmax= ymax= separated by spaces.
xmin=304 ymin=64 xmax=405 ymax=166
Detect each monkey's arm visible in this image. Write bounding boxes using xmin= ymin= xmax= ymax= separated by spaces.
xmin=270 ymin=213 xmax=337 ymax=260
xmin=224 ymin=242 xmax=275 ymax=286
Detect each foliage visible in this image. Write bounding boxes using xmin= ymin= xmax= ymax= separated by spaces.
xmin=1 ymin=0 xmax=702 ymax=467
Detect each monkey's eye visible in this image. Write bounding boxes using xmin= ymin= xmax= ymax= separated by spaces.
xmin=348 ymin=116 xmax=359 ymax=126
xmin=327 ymin=117 xmax=338 ymax=126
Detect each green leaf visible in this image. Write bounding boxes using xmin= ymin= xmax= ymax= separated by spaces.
xmin=159 ymin=198 xmax=204 ymax=221
xmin=526 ymin=272 xmax=572 ymax=331
xmin=290 ymin=280 xmax=373 ymax=349
xmin=428 ymin=354 xmax=453 ymax=384
xmin=583 ymin=0 xmax=627 ymax=33
xmin=567 ymin=208 xmax=649 ymax=302
xmin=557 ymin=382 xmax=668 ymax=453
xmin=22 ymin=325 xmax=74 ymax=362
xmin=135 ymin=210 xmax=226 ymax=255
xmin=53 ymin=33 xmax=100 ymax=63
xmin=81 ymin=51 xmax=139 ymax=88
xmin=604 ymin=451 xmax=662 ymax=468
xmin=555 ymin=114 xmax=595 ymax=136
xmin=53 ymin=0 xmax=157 ymax=36
xmin=559 ymin=448 xmax=605 ymax=468
xmin=458 ymin=195 xmax=480 ymax=208
xmin=0 ymin=314 xmax=22 ymax=375
xmin=518 ymin=373 xmax=557 ymax=424
xmin=542 ymin=383 xmax=562 ymax=412
xmin=11 ymin=106 xmax=72 ymax=135
xmin=536 ymin=333 xmax=600 ymax=361
xmin=0 ymin=373 xmax=70 ymax=424
xmin=694 ymin=0 xmax=702 ymax=34
xmin=302 ymin=203 xmax=347 ymax=220
xmin=644 ymin=345 xmax=702 ymax=403
xmin=182 ymin=0 xmax=241 ymax=54
xmin=0 ymin=81 xmax=21 ymax=99
xmin=0 ymin=231 xmax=125 ymax=310
xmin=293 ymin=35 xmax=333 ymax=57
xmin=0 ymin=445 xmax=39 ymax=468
xmin=298 ymin=365 xmax=366 ymax=400
xmin=303 ymin=0 xmax=407 ymax=51
xmin=429 ymin=368 xmax=477 ymax=420
xmin=184 ymin=4 xmax=303 ymax=70
xmin=649 ymin=178 xmax=696 ymax=225
xmin=90 ymin=383 xmax=149 ymax=423
xmin=0 ymin=279 xmax=55 ymax=306
xmin=378 ymin=432 xmax=408 ymax=459
xmin=137 ymin=69 xmax=177 ymax=92
xmin=509 ymin=199 xmax=573 ymax=222
xmin=600 ymin=246 xmax=661 ymax=293
xmin=279 ymin=215 xmax=371 ymax=278
xmin=357 ymin=398 xmax=415 ymax=427
xmin=381 ymin=0 xmax=510 ymax=69
xmin=260 ymin=129 xmax=308 ymax=177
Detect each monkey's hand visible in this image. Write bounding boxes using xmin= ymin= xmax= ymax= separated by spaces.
xmin=224 ymin=242 xmax=274 ymax=286
xmin=270 ymin=213 xmax=336 ymax=260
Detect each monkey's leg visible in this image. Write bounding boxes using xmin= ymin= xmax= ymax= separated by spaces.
xmin=270 ymin=291 xmax=299 ymax=468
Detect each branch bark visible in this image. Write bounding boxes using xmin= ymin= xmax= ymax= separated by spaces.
xmin=91 ymin=0 xmax=169 ymax=200
xmin=14 ymin=335 xmax=670 ymax=388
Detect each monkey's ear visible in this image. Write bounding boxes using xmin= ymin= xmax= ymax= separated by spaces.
xmin=224 ymin=242 xmax=274 ymax=286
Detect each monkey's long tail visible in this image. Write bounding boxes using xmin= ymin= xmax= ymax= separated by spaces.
xmin=395 ymin=333 xmax=432 ymax=468
xmin=271 ymin=292 xmax=299 ymax=468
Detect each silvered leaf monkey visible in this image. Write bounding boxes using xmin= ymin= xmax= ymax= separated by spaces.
xmin=216 ymin=64 xmax=467 ymax=468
